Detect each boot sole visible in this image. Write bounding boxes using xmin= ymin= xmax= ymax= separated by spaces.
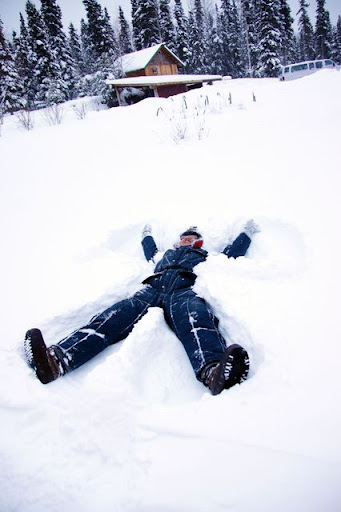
xmin=209 ymin=344 xmax=249 ymax=396
xmin=24 ymin=329 xmax=56 ymax=384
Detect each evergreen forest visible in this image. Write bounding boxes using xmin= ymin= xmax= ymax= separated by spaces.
xmin=1 ymin=0 xmax=341 ymax=115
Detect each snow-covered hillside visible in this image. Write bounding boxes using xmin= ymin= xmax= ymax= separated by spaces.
xmin=1 ymin=69 xmax=341 ymax=512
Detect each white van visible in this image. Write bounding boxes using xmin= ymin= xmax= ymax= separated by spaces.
xmin=280 ymin=59 xmax=336 ymax=81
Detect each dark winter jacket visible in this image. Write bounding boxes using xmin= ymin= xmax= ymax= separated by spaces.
xmin=141 ymin=233 xmax=251 ymax=293
xmin=54 ymin=231 xmax=252 ymax=376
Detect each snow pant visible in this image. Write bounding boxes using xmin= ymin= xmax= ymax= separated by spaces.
xmin=52 ymin=285 xmax=228 ymax=379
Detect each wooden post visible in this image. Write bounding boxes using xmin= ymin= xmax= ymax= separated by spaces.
xmin=115 ymin=87 xmax=123 ymax=106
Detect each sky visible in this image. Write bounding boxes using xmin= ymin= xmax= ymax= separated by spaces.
xmin=0 ymin=0 xmax=340 ymax=36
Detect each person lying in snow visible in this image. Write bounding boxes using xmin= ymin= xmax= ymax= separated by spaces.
xmin=24 ymin=220 xmax=260 ymax=395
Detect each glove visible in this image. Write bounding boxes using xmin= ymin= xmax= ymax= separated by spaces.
xmin=142 ymin=224 xmax=152 ymax=239
xmin=243 ymin=219 xmax=260 ymax=237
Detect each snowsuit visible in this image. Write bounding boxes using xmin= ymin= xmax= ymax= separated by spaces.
xmin=52 ymin=232 xmax=251 ymax=379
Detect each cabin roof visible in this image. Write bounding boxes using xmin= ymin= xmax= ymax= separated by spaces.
xmin=116 ymin=43 xmax=185 ymax=74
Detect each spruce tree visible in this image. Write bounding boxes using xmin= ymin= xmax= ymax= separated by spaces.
xmin=15 ymin=13 xmax=35 ymax=107
xmin=79 ymin=3 xmax=117 ymax=102
xmin=66 ymin=23 xmax=85 ymax=98
xmin=132 ymin=0 xmax=161 ymax=51
xmin=173 ymin=0 xmax=190 ymax=66
xmin=0 ymin=17 xmax=25 ymax=114
xmin=83 ymin=0 xmax=116 ymax=70
xmin=102 ymin=7 xmax=117 ymax=55
xmin=187 ymin=0 xmax=207 ymax=73
xmin=185 ymin=10 xmax=196 ymax=72
xmin=100 ymin=7 xmax=117 ymax=74
xmin=118 ymin=6 xmax=133 ymax=55
xmin=297 ymin=0 xmax=315 ymax=60
xmin=83 ymin=0 xmax=104 ymax=60
xmin=315 ymin=0 xmax=333 ymax=59
xmin=278 ymin=0 xmax=296 ymax=64
xmin=240 ymin=0 xmax=260 ymax=76
xmin=131 ymin=0 xmax=139 ymax=50
xmin=194 ymin=0 xmax=205 ymax=44
xmin=68 ymin=23 xmax=84 ymax=73
xmin=206 ymin=7 xmax=224 ymax=74
xmin=231 ymin=0 xmax=244 ymax=76
xmin=219 ymin=0 xmax=242 ymax=77
xmin=331 ymin=16 xmax=341 ymax=64
xmin=40 ymin=0 xmax=74 ymax=102
xmin=25 ymin=0 xmax=55 ymax=106
xmin=10 ymin=29 xmax=29 ymax=108
xmin=159 ymin=0 xmax=176 ymax=52
xmin=40 ymin=0 xmax=65 ymax=46
xmin=219 ymin=0 xmax=231 ymax=76
xmin=258 ymin=0 xmax=282 ymax=77
xmin=80 ymin=18 xmax=94 ymax=73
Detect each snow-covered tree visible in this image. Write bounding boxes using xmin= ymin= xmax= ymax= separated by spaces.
xmin=102 ymin=7 xmax=117 ymax=54
xmin=82 ymin=0 xmax=117 ymax=71
xmin=205 ymin=7 xmax=224 ymax=75
xmin=0 ymin=17 xmax=25 ymax=114
xmin=278 ymin=0 xmax=296 ymax=64
xmin=240 ymin=0 xmax=260 ymax=76
xmin=40 ymin=0 xmax=66 ymax=56
xmin=80 ymin=18 xmax=95 ymax=73
xmin=100 ymin=7 xmax=118 ymax=74
xmin=82 ymin=0 xmax=105 ymax=60
xmin=40 ymin=0 xmax=75 ymax=101
xmin=66 ymin=23 xmax=86 ymax=99
xmin=315 ymin=0 xmax=333 ymax=59
xmin=78 ymin=2 xmax=118 ymax=104
xmin=132 ymin=0 xmax=161 ymax=51
xmin=13 ymin=13 xmax=34 ymax=107
xmin=118 ymin=6 xmax=133 ymax=55
xmin=68 ymin=23 xmax=84 ymax=73
xmin=26 ymin=0 xmax=55 ymax=105
xmin=186 ymin=0 xmax=207 ymax=73
xmin=258 ymin=0 xmax=282 ymax=77
xmin=220 ymin=0 xmax=243 ymax=77
xmin=159 ymin=0 xmax=176 ymax=52
xmin=173 ymin=0 xmax=190 ymax=66
xmin=297 ymin=0 xmax=315 ymax=61
xmin=331 ymin=16 xmax=341 ymax=64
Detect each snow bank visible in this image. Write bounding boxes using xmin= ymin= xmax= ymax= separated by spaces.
xmin=1 ymin=70 xmax=341 ymax=511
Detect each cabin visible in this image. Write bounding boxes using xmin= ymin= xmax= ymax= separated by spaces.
xmin=108 ymin=43 xmax=222 ymax=105
xmin=118 ymin=43 xmax=184 ymax=77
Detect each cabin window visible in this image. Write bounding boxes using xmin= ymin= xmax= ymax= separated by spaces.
xmin=325 ymin=60 xmax=333 ymax=66
xmin=309 ymin=62 xmax=315 ymax=69
xmin=284 ymin=67 xmax=289 ymax=73
xmin=316 ymin=61 xmax=323 ymax=68
xmin=152 ymin=67 xmax=158 ymax=74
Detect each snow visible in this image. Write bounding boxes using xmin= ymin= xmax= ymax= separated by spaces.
xmin=107 ymin=74 xmax=222 ymax=87
xmin=1 ymin=68 xmax=341 ymax=511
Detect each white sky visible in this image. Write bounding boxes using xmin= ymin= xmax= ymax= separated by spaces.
xmin=0 ymin=0 xmax=340 ymax=36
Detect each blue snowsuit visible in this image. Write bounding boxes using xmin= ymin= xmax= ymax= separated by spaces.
xmin=52 ymin=232 xmax=251 ymax=379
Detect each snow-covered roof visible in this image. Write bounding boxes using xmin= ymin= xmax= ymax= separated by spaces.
xmin=115 ymin=44 xmax=185 ymax=74
xmin=107 ymin=74 xmax=222 ymax=88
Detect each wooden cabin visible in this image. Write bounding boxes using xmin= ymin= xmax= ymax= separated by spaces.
xmin=116 ymin=43 xmax=184 ymax=78
xmin=108 ymin=44 xmax=222 ymax=105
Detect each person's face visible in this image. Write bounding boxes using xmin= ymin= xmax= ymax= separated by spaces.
xmin=179 ymin=235 xmax=198 ymax=247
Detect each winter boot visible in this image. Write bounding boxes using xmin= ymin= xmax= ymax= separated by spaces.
xmin=202 ymin=344 xmax=250 ymax=396
xmin=24 ymin=328 xmax=63 ymax=384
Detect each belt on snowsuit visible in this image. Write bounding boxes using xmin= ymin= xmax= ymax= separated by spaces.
xmin=142 ymin=265 xmax=197 ymax=285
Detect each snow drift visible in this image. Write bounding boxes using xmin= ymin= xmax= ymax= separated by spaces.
xmin=1 ymin=69 xmax=341 ymax=511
